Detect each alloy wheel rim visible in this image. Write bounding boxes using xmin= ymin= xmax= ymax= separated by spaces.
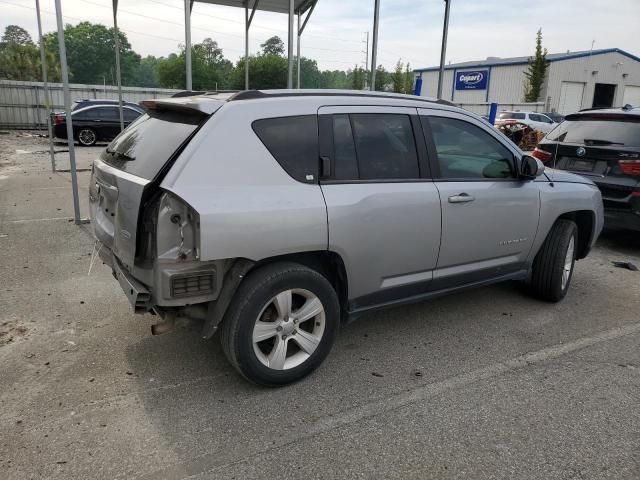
xmin=562 ymin=236 xmax=575 ymax=290
xmin=79 ymin=129 xmax=95 ymax=145
xmin=252 ymin=288 xmax=325 ymax=371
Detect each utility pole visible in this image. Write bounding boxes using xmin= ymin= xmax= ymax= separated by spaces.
xmin=437 ymin=0 xmax=451 ymax=99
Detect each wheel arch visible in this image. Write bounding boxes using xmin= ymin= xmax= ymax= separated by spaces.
xmin=557 ymin=210 xmax=595 ymax=260
xmin=201 ymin=250 xmax=349 ymax=339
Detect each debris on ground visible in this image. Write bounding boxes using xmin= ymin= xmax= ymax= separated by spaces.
xmin=371 ymin=372 xmax=384 ymax=378
xmin=612 ymin=261 xmax=639 ymax=271
xmin=495 ymin=120 xmax=546 ymax=150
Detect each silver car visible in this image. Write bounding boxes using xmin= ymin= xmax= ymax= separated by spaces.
xmin=89 ymin=90 xmax=604 ymax=386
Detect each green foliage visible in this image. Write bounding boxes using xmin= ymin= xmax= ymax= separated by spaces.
xmin=404 ymin=63 xmax=414 ymax=94
xmin=2 ymin=25 xmax=33 ymax=46
xmin=391 ymin=60 xmax=404 ymax=93
xmin=524 ymin=29 xmax=548 ymax=102
xmin=0 ymin=25 xmax=59 ymax=82
xmin=230 ymin=54 xmax=288 ymax=90
xmin=350 ymin=66 xmax=365 ymax=90
xmin=1 ymin=22 xmax=414 ymax=93
xmin=374 ymin=64 xmax=387 ymax=91
xmin=260 ymin=36 xmax=285 ymax=56
xmin=156 ymin=38 xmax=234 ymax=90
xmin=43 ymin=22 xmax=140 ymax=85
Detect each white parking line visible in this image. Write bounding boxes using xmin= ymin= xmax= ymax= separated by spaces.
xmin=135 ymin=321 xmax=640 ymax=480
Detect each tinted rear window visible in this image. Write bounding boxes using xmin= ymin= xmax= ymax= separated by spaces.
xmin=546 ymin=117 xmax=640 ymax=146
xmin=252 ymin=115 xmax=318 ymax=183
xmin=101 ymin=109 xmax=203 ymax=180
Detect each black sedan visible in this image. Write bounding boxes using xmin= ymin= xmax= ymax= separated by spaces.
xmin=52 ymin=104 xmax=144 ymax=146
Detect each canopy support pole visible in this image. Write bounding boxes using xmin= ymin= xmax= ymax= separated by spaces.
xmin=112 ymin=0 xmax=124 ymax=131
xmin=296 ymin=0 xmax=316 ymax=89
xmin=287 ymin=0 xmax=294 ymax=88
xmin=245 ymin=0 xmax=259 ymax=90
xmin=54 ymin=0 xmax=82 ymax=225
xmin=437 ymin=0 xmax=451 ymax=99
xmin=35 ymin=0 xmax=55 ymax=172
xmin=184 ymin=0 xmax=192 ymax=90
xmin=370 ymin=0 xmax=380 ymax=91
xmin=296 ymin=12 xmax=301 ymax=88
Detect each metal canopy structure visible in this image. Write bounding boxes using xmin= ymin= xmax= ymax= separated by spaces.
xmin=36 ymin=0 xmax=422 ymax=226
xmin=189 ymin=0 xmax=317 ymax=90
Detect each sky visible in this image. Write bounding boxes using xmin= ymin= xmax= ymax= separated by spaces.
xmin=1 ymin=0 xmax=640 ymax=72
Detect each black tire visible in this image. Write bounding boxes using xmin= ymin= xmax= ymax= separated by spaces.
xmin=530 ymin=219 xmax=578 ymax=302
xmin=220 ymin=262 xmax=340 ymax=387
xmin=77 ymin=127 xmax=97 ymax=146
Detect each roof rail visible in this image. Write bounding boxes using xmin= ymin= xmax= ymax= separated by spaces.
xmin=228 ymin=89 xmax=455 ymax=106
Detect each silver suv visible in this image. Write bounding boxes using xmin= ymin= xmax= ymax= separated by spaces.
xmin=89 ymin=90 xmax=604 ymax=386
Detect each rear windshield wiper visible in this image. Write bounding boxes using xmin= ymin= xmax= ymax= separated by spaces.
xmin=106 ymin=147 xmax=135 ymax=161
xmin=583 ymin=138 xmax=624 ymax=146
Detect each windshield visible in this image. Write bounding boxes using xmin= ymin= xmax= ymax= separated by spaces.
xmin=101 ymin=109 xmax=204 ymax=180
xmin=546 ymin=117 xmax=640 ymax=147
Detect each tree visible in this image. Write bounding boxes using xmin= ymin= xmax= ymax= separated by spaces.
xmin=374 ymin=64 xmax=387 ymax=91
xmin=43 ymin=22 xmax=140 ymax=85
xmin=1 ymin=25 xmax=33 ymax=46
xmin=230 ymin=54 xmax=287 ymax=89
xmin=260 ymin=36 xmax=285 ymax=56
xmin=523 ymin=29 xmax=548 ymax=102
xmin=391 ymin=60 xmax=405 ymax=93
xmin=350 ymin=66 xmax=365 ymax=90
xmin=404 ymin=63 xmax=414 ymax=94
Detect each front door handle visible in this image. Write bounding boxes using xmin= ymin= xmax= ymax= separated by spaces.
xmin=448 ymin=193 xmax=475 ymax=203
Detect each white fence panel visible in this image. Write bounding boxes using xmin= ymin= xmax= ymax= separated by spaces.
xmin=0 ymin=80 xmax=182 ymax=129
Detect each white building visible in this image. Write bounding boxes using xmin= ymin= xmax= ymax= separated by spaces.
xmin=414 ymin=48 xmax=640 ymax=115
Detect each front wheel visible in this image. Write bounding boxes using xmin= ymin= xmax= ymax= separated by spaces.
xmin=530 ymin=219 xmax=577 ymax=302
xmin=220 ymin=262 xmax=340 ymax=386
xmin=77 ymin=128 xmax=97 ymax=146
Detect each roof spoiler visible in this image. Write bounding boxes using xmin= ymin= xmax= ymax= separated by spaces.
xmin=140 ymin=97 xmax=225 ymax=116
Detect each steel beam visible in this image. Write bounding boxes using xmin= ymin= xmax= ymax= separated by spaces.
xmin=287 ymin=0 xmax=294 ymax=88
xmin=370 ymin=0 xmax=380 ymax=91
xmin=35 ymin=0 xmax=55 ymax=172
xmin=54 ymin=0 xmax=82 ymax=225
xmin=184 ymin=0 xmax=192 ymax=90
xmin=437 ymin=0 xmax=451 ymax=99
xmin=112 ymin=0 xmax=124 ymax=131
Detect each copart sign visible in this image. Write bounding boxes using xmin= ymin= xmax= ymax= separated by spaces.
xmin=455 ymin=70 xmax=489 ymax=90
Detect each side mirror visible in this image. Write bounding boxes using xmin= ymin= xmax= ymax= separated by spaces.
xmin=519 ymin=155 xmax=545 ymax=179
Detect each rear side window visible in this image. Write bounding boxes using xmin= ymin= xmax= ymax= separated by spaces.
xmin=98 ymin=107 xmax=120 ymax=121
xmin=101 ymin=109 xmax=203 ymax=180
xmin=334 ymin=113 xmax=419 ymax=180
xmin=546 ymin=117 xmax=640 ymax=147
xmin=252 ymin=115 xmax=318 ymax=183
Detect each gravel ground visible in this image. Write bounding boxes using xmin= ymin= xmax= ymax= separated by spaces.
xmin=1 ymin=132 xmax=639 ymax=480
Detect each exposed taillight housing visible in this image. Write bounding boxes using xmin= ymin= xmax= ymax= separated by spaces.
xmin=52 ymin=114 xmax=65 ymax=125
xmin=532 ymin=147 xmax=553 ymax=164
xmin=619 ymin=160 xmax=640 ymax=176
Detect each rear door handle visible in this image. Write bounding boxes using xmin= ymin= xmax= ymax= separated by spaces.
xmin=448 ymin=193 xmax=475 ymax=203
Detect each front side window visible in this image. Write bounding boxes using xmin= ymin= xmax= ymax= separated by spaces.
xmin=252 ymin=115 xmax=318 ymax=183
xmin=123 ymin=109 xmax=142 ymax=122
xmin=98 ymin=107 xmax=120 ymax=121
xmin=424 ymin=116 xmax=515 ymax=179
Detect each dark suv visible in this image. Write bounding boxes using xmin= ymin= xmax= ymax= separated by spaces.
xmin=533 ymin=106 xmax=640 ymax=231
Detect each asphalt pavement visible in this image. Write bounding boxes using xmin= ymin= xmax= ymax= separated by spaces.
xmin=1 ymin=132 xmax=639 ymax=480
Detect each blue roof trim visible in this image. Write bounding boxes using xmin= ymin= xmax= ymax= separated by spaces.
xmin=414 ymin=48 xmax=640 ymax=73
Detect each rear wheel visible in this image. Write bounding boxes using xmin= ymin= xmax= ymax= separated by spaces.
xmin=530 ymin=219 xmax=577 ymax=302
xmin=220 ymin=262 xmax=340 ymax=386
xmin=77 ymin=128 xmax=97 ymax=146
